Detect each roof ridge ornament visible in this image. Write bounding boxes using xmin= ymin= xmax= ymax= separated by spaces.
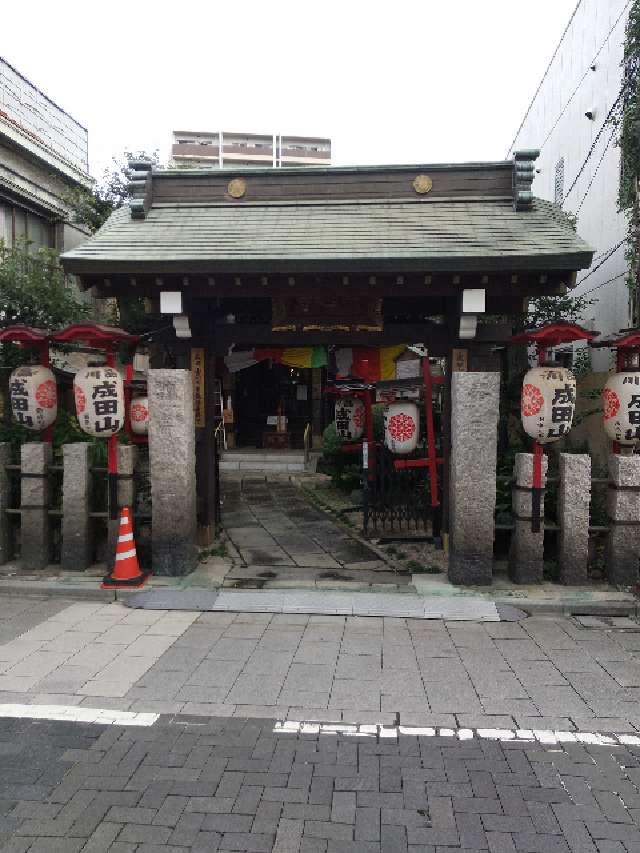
xmin=513 ymin=149 xmax=539 ymax=212
xmin=127 ymin=159 xmax=154 ymax=220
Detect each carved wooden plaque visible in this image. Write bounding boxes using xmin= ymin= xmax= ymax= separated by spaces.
xmin=272 ymin=294 xmax=383 ymax=333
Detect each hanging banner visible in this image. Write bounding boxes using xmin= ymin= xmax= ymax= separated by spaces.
xmin=190 ymin=348 xmax=206 ymax=428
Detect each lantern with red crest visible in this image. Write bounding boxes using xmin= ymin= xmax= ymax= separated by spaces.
xmin=509 ymin=323 xmax=598 ymax=531
xmin=9 ymin=365 xmax=57 ymax=431
xmin=591 ymin=330 xmax=640 ymax=448
xmin=130 ymin=396 xmax=149 ymax=435
xmin=334 ymin=396 xmax=365 ymax=441
xmin=384 ymin=402 xmax=420 ymax=454
xmin=0 ymin=326 xmax=56 ymax=436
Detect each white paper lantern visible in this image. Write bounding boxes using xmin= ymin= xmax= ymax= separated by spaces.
xmin=334 ymin=397 xmax=365 ymax=441
xmin=521 ymin=366 xmax=576 ymax=444
xmin=130 ymin=396 xmax=149 ymax=435
xmin=74 ymin=367 xmax=124 ymax=437
xmin=602 ymin=371 xmax=640 ymax=445
xmin=384 ymin=402 xmax=420 ymax=454
xmin=9 ymin=365 xmax=57 ymax=431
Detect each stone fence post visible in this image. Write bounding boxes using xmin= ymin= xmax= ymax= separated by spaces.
xmin=106 ymin=445 xmax=138 ymax=561
xmin=509 ymin=452 xmax=547 ymax=583
xmin=449 ymin=371 xmax=500 ymax=585
xmin=558 ymin=453 xmax=590 ymax=585
xmin=0 ymin=443 xmax=11 ymax=565
xmin=148 ymin=369 xmax=197 ymax=576
xmin=20 ymin=442 xmax=51 ymax=570
xmin=62 ymin=443 xmax=91 ymax=571
xmin=607 ymin=453 xmax=640 ymax=586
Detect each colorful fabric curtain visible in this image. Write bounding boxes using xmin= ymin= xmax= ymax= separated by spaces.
xmin=224 ymin=347 xmax=328 ymax=373
xmin=334 ymin=346 xmax=406 ymax=382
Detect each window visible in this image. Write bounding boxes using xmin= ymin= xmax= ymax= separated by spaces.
xmin=554 ymin=157 xmax=565 ymax=206
xmin=0 ymin=201 xmax=53 ymax=251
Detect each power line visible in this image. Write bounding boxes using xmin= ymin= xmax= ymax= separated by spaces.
xmin=506 ymin=0 xmax=632 ymax=157
xmin=579 ymin=270 xmax=627 ymax=297
xmin=564 ymin=87 xmax=627 ymax=200
xmin=536 ymin=0 xmax=632 ymax=155
xmin=576 ymin=239 xmax=626 ymax=285
xmin=575 ymin=122 xmax=619 ymax=213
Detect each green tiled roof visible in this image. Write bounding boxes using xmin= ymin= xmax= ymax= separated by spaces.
xmin=61 ymin=197 xmax=592 ymax=275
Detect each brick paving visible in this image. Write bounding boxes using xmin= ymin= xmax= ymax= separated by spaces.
xmin=1 ymin=714 xmax=640 ymax=851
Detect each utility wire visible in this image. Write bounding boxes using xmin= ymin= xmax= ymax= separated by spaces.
xmin=575 ymin=122 xmax=619 ymax=213
xmin=579 ymin=270 xmax=627 ymax=297
xmin=564 ymin=86 xmax=627 ymax=200
xmin=506 ymin=0 xmax=632 ymax=157
xmin=576 ymin=239 xmax=626 ymax=285
xmin=537 ymin=0 xmax=633 ymax=155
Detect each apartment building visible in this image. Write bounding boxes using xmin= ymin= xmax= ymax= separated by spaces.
xmin=170 ymin=130 xmax=331 ymax=169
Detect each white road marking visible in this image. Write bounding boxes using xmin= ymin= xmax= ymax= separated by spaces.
xmin=273 ymin=720 xmax=640 ymax=746
xmin=0 ymin=704 xmax=159 ymax=726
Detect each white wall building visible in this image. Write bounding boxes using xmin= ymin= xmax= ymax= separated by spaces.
xmin=0 ymin=56 xmax=92 ymax=255
xmin=508 ymin=0 xmax=631 ymax=370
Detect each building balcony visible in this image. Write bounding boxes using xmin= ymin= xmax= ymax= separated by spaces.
xmin=171 ymin=142 xmax=219 ymax=158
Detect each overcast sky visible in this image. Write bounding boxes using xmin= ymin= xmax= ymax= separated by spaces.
xmin=4 ymin=0 xmax=578 ymax=180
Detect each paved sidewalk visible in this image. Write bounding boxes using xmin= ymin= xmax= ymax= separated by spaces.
xmin=2 ymin=714 xmax=640 ymax=852
xmin=0 ymin=597 xmax=640 ymax=732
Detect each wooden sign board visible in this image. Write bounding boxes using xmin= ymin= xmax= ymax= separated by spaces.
xmin=452 ymin=348 xmax=468 ymax=372
xmin=190 ymin=347 xmax=206 ymax=428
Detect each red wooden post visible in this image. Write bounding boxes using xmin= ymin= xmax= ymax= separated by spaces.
xmin=422 ymin=356 xmax=439 ymax=508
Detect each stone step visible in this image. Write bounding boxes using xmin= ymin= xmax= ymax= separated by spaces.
xmin=221 ymin=452 xmax=306 ymax=463
xmin=219 ymin=460 xmax=306 ymax=472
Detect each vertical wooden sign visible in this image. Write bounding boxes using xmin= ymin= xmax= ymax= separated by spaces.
xmin=190 ymin=347 xmax=205 ymax=428
xmin=451 ymin=348 xmax=468 ymax=372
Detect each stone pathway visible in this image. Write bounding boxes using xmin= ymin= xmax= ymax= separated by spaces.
xmin=222 ymin=477 xmax=408 ymax=588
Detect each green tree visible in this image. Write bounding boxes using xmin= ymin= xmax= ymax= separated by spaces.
xmin=63 ymin=150 xmax=159 ymax=234
xmin=0 ymin=241 xmax=89 ymax=447
xmin=527 ymin=292 xmax=596 ymax=329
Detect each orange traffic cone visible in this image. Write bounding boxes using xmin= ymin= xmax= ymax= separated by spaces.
xmin=101 ymin=506 xmax=147 ymax=589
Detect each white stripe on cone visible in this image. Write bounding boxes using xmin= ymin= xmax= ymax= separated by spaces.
xmin=118 ymin=533 xmax=134 ymax=543
xmin=115 ymin=548 xmax=137 ymax=561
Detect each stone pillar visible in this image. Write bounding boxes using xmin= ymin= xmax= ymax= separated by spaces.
xmin=0 ymin=443 xmax=11 ymax=565
xmin=606 ymin=453 xmax=640 ymax=586
xmin=62 ymin=443 xmax=91 ymax=571
xmin=20 ymin=442 xmax=51 ymax=570
xmin=106 ymin=445 xmax=138 ymax=560
xmin=509 ymin=452 xmax=548 ymax=584
xmin=558 ymin=453 xmax=590 ymax=585
xmin=148 ymin=369 xmax=197 ymax=576
xmin=449 ymin=372 xmax=500 ymax=585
